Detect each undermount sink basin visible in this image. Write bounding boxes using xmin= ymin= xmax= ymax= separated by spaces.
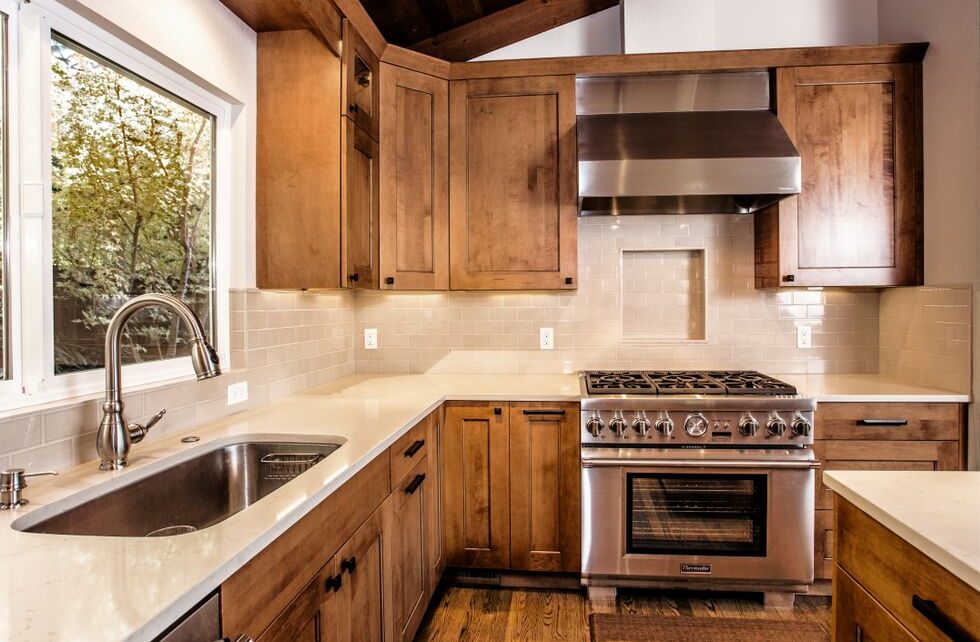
xmin=13 ymin=437 xmax=344 ymax=537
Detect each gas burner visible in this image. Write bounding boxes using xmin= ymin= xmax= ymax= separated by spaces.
xmin=582 ymin=370 xmax=798 ymax=397
xmin=645 ymin=371 xmax=726 ymax=395
xmin=583 ymin=370 xmax=654 ymax=394
xmin=703 ymin=371 xmax=798 ymax=395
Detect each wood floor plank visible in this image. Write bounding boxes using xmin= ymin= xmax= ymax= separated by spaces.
xmin=416 ymin=586 xmax=831 ymax=641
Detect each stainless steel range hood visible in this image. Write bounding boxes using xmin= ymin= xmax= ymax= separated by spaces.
xmin=577 ymin=72 xmax=801 ymax=216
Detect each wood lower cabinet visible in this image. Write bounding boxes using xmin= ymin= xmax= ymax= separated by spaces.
xmin=834 ymin=567 xmax=916 ymax=642
xmin=756 ymin=63 xmax=922 ymax=288
xmin=449 ymin=75 xmax=578 ymax=290
xmin=342 ymin=119 xmax=380 ymax=289
xmin=257 ymin=578 xmax=323 ymax=642
xmin=256 ymin=30 xmax=342 ymax=289
xmin=425 ymin=409 xmax=446 ymax=591
xmin=812 ymin=402 xmax=966 ymax=580
xmin=385 ymin=456 xmax=431 ymax=642
xmin=443 ymin=402 xmax=581 ymax=572
xmin=509 ymin=403 xmax=580 ymax=572
xmin=379 ymin=63 xmax=449 ymax=290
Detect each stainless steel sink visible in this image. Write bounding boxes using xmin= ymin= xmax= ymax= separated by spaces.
xmin=13 ymin=438 xmax=343 ymax=537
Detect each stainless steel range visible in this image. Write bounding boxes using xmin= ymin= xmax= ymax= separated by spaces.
xmin=580 ymin=370 xmax=818 ymax=607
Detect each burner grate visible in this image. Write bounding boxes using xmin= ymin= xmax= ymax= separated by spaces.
xmin=583 ymin=370 xmax=655 ymax=395
xmin=583 ymin=370 xmax=797 ymax=396
xmin=702 ymin=370 xmax=798 ymax=395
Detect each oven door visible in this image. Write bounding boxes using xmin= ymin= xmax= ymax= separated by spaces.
xmin=582 ymin=448 xmax=817 ymax=585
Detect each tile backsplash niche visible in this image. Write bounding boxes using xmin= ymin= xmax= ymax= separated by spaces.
xmin=0 ymin=289 xmax=355 ymax=472
xmin=356 ymin=215 xmax=881 ymax=375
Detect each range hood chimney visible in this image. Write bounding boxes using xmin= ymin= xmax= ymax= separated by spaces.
xmin=577 ymin=72 xmax=801 ymax=216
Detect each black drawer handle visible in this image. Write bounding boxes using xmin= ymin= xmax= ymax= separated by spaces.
xmin=856 ymin=419 xmax=909 ymax=427
xmin=341 ymin=556 xmax=357 ymax=574
xmin=403 ymin=439 xmax=425 ymax=457
xmin=324 ymin=573 xmax=343 ymax=592
xmin=522 ymin=409 xmax=566 ymax=416
xmin=913 ymin=595 xmax=976 ymax=642
xmin=405 ymin=473 xmax=426 ymax=495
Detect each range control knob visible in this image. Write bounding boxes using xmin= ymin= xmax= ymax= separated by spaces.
xmin=655 ymin=416 xmax=674 ymax=436
xmin=684 ymin=413 xmax=709 ymax=437
xmin=739 ymin=415 xmax=760 ymax=437
xmin=609 ymin=416 xmax=628 ymax=437
xmin=586 ymin=416 xmax=604 ymax=437
xmin=767 ymin=414 xmax=788 ymax=437
xmin=791 ymin=416 xmax=812 ymax=437
xmin=632 ymin=416 xmax=652 ymax=437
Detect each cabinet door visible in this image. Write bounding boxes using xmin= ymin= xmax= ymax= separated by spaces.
xmin=384 ymin=457 xmax=430 ymax=642
xmin=425 ymin=409 xmax=445 ymax=591
xmin=768 ymin=64 xmax=920 ymax=287
xmin=449 ymin=76 xmax=578 ymax=290
xmin=256 ymin=30 xmax=342 ymax=289
xmin=257 ymin=578 xmax=321 ymax=642
xmin=508 ymin=403 xmax=580 ymax=572
xmin=379 ymin=64 xmax=449 ymax=290
xmin=834 ymin=567 xmax=917 ymax=642
xmin=443 ymin=403 xmax=511 ymax=568
xmin=342 ymin=21 xmax=379 ymax=140
xmin=342 ymin=119 xmax=380 ymax=289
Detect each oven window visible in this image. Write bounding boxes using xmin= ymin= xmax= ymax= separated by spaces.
xmin=626 ymin=473 xmax=767 ymax=557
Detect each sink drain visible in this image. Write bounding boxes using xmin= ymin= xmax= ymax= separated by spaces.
xmin=146 ymin=524 xmax=198 ymax=537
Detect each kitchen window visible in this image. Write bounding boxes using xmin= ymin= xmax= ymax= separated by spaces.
xmin=0 ymin=0 xmax=232 ymax=406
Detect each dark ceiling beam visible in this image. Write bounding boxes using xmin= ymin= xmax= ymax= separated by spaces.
xmin=410 ymin=0 xmax=620 ymax=62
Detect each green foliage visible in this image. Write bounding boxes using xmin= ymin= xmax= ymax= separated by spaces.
xmin=50 ymin=39 xmax=213 ymax=373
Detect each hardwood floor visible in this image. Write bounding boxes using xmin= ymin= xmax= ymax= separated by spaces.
xmin=415 ymin=586 xmax=832 ymax=641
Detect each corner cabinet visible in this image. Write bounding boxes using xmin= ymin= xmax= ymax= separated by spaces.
xmin=756 ymin=63 xmax=923 ymax=288
xmin=379 ymin=63 xmax=449 ymax=290
xmin=448 ymin=76 xmax=578 ymax=290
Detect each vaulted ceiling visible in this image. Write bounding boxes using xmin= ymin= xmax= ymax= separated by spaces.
xmin=361 ymin=0 xmax=619 ymax=61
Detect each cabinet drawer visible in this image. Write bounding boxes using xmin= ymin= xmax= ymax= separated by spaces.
xmin=834 ymin=566 xmax=916 ymax=642
xmin=836 ymin=497 xmax=980 ymax=642
xmin=816 ymin=403 xmax=963 ymax=441
xmin=813 ymin=440 xmax=960 ymax=509
xmin=390 ymin=418 xmax=429 ymax=487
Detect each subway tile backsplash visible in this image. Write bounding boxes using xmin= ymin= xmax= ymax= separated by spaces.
xmin=355 ymin=215 xmax=881 ymax=375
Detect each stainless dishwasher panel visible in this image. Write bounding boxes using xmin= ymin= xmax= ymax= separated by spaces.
xmin=157 ymin=593 xmax=221 ymax=642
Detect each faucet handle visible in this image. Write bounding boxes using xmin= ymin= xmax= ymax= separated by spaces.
xmin=129 ymin=409 xmax=166 ymax=444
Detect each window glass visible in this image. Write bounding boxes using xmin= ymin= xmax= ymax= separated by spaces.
xmin=50 ymin=36 xmax=214 ymax=374
xmin=0 ymin=12 xmax=8 ymax=380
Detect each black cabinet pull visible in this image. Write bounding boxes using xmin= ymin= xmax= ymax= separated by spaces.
xmin=385 ymin=277 xmax=395 ymax=285
xmin=324 ymin=573 xmax=343 ymax=592
xmin=522 ymin=409 xmax=566 ymax=416
xmin=493 ymin=407 xmax=502 ymax=415
xmin=783 ymin=274 xmax=796 ymax=282
xmin=341 ymin=556 xmax=357 ymax=574
xmin=856 ymin=419 xmax=909 ymax=427
xmin=912 ymin=595 xmax=976 ymax=642
xmin=349 ymin=103 xmax=359 ymax=113
xmin=403 ymin=439 xmax=425 ymax=457
xmin=404 ymin=473 xmax=426 ymax=495
xmin=348 ymin=273 xmax=360 ymax=282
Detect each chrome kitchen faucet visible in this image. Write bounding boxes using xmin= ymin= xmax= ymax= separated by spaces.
xmin=96 ymin=293 xmax=221 ymax=471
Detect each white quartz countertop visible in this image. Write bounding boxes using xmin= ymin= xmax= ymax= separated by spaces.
xmin=777 ymin=373 xmax=971 ymax=403
xmin=0 ymin=374 xmax=578 ymax=642
xmin=823 ymin=471 xmax=980 ymax=592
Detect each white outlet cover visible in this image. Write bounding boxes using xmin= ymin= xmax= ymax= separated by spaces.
xmin=797 ymin=325 xmax=812 ymax=349
xmin=364 ymin=328 xmax=378 ymax=350
xmin=540 ymin=327 xmax=554 ymax=350
xmin=227 ymin=381 xmax=249 ymax=406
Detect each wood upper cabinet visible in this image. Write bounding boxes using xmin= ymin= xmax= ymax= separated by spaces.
xmin=509 ymin=403 xmax=581 ymax=573
xmin=256 ymin=30 xmax=342 ymax=289
xmin=756 ymin=63 xmax=922 ymax=288
xmin=379 ymin=63 xmax=449 ymax=290
xmin=342 ymin=21 xmax=379 ymax=140
xmin=449 ymin=75 xmax=578 ymax=290
xmin=342 ymin=119 xmax=380 ymax=289
xmin=384 ymin=456 xmax=431 ymax=642
xmin=443 ymin=403 xmax=511 ymax=568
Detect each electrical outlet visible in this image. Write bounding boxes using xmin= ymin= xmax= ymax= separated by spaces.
xmin=797 ymin=325 xmax=812 ymax=349
xmin=540 ymin=327 xmax=554 ymax=350
xmin=227 ymin=381 xmax=249 ymax=406
xmin=364 ymin=328 xmax=378 ymax=350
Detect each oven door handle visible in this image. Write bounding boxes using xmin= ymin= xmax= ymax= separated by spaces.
xmin=582 ymin=458 xmax=821 ymax=470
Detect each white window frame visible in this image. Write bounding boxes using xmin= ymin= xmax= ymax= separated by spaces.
xmin=1 ymin=0 xmax=231 ymax=409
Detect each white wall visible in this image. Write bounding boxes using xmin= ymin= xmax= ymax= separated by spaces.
xmin=471 ymin=6 xmax=622 ymax=61
xmin=63 ymin=0 xmax=258 ymax=289
xmin=622 ymin=0 xmax=878 ymax=53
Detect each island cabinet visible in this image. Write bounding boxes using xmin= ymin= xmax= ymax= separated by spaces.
xmin=755 ymin=63 xmax=923 ymax=288
xmin=442 ymin=402 xmax=580 ymax=572
xmin=833 ymin=496 xmax=980 ymax=641
xmin=811 ymin=402 xmax=966 ymax=581
xmin=448 ymin=76 xmax=578 ymax=290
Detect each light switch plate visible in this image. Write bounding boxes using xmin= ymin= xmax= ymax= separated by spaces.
xmin=364 ymin=328 xmax=378 ymax=350
xmin=227 ymin=381 xmax=249 ymax=406
xmin=797 ymin=325 xmax=812 ymax=349
xmin=540 ymin=327 xmax=554 ymax=350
